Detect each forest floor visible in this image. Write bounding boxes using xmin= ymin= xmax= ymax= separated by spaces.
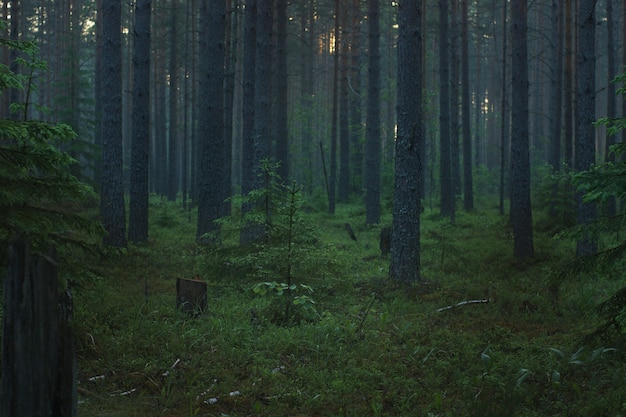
xmin=74 ymin=195 xmax=626 ymax=416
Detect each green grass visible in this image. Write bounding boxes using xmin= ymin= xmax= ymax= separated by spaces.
xmin=74 ymin=198 xmax=626 ymax=416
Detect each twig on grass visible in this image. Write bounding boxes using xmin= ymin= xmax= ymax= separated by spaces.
xmin=436 ymin=299 xmax=490 ymax=312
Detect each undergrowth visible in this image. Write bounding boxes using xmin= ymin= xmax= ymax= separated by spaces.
xmin=73 ymin=198 xmax=626 ymax=417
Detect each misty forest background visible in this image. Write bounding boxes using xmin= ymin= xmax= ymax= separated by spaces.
xmin=2 ymin=0 xmax=626 ymax=416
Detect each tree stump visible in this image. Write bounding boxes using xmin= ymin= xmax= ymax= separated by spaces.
xmin=379 ymin=227 xmax=391 ymax=256
xmin=176 ymin=277 xmax=207 ymax=315
xmin=1 ymin=241 xmax=77 ymax=417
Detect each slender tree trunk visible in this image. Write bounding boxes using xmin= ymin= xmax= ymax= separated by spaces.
xmin=182 ymin=0 xmax=192 ymax=211
xmin=274 ymin=0 xmax=289 ymax=182
xmin=563 ymin=0 xmax=575 ymax=168
xmin=338 ymin=11 xmax=350 ymax=203
xmin=93 ymin=0 xmax=103 ymax=187
xmin=575 ymin=0 xmax=597 ymax=256
xmin=329 ymin=0 xmax=340 ymax=214
xmin=548 ymin=0 xmax=564 ymax=218
xmin=510 ymin=0 xmax=534 ymax=258
xmin=129 ymin=0 xmax=151 ymax=243
xmin=239 ymin=0 xmax=257 ymax=243
xmin=499 ymin=0 xmax=508 ymax=215
xmin=241 ymin=0 xmax=256 ymax=197
xmin=253 ymin=0 xmax=273 ymax=187
xmin=461 ymin=0 xmax=473 ymax=211
xmin=365 ymin=0 xmax=381 ymax=224
xmin=167 ymin=0 xmax=179 ymax=201
xmin=222 ymin=0 xmax=237 ymax=217
xmin=450 ymin=0 xmax=461 ymax=196
xmin=100 ymin=0 xmax=127 ymax=248
xmin=390 ymin=0 xmax=423 ymax=283
xmin=349 ymin=0 xmax=363 ymax=195
xmin=605 ymin=0 xmax=616 ymax=217
xmin=439 ymin=0 xmax=454 ymax=221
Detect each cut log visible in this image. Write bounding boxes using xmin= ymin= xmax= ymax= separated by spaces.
xmin=176 ymin=277 xmax=207 ymax=315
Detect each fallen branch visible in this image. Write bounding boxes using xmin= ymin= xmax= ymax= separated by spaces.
xmin=436 ymin=299 xmax=490 ymax=312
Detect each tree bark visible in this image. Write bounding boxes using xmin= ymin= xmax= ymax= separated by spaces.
xmin=100 ymin=0 xmax=127 ymax=248
xmin=510 ymin=0 xmax=534 ymax=258
xmin=575 ymin=0 xmax=597 ymax=256
xmin=461 ymin=0 xmax=473 ymax=211
xmin=274 ymin=0 xmax=289 ymax=182
xmin=167 ymin=0 xmax=179 ymax=202
xmin=129 ymin=0 xmax=151 ymax=243
xmin=365 ymin=0 xmax=381 ymax=225
xmin=439 ymin=0 xmax=454 ymax=221
xmin=196 ymin=0 xmax=226 ymax=242
xmin=390 ymin=0 xmax=423 ymax=283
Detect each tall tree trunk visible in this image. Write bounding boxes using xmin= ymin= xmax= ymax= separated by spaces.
xmin=365 ymin=0 xmax=381 ymax=224
xmin=604 ymin=0 xmax=616 ymax=217
xmin=548 ymin=0 xmax=564 ymax=218
xmin=563 ymin=0 xmax=575 ymax=168
xmin=337 ymin=1 xmax=351 ymax=203
xmin=329 ymin=0 xmax=340 ymax=214
xmin=241 ymin=0 xmax=256 ymax=197
xmin=338 ymin=7 xmax=350 ymax=203
xmin=153 ymin=19 xmax=168 ymax=196
xmin=167 ymin=0 xmax=179 ymax=201
xmin=274 ymin=0 xmax=289 ymax=182
xmin=390 ymin=0 xmax=423 ymax=283
xmin=253 ymin=0 xmax=273 ymax=186
xmin=100 ymin=0 xmax=127 ymax=248
xmin=499 ymin=0 xmax=508 ymax=215
xmin=239 ymin=0 xmax=257 ymax=243
xmin=439 ymin=0 xmax=454 ymax=221
xmin=129 ymin=0 xmax=151 ymax=243
xmin=461 ymin=0 xmax=473 ymax=211
xmin=222 ymin=0 xmax=237 ymax=216
xmin=181 ymin=0 xmax=192 ymax=211
xmin=510 ymin=0 xmax=534 ymax=258
xmin=349 ymin=0 xmax=363 ymax=195
xmin=575 ymin=0 xmax=597 ymax=256
xmin=196 ymin=0 xmax=226 ymax=242
xmin=450 ymin=0 xmax=461 ymax=196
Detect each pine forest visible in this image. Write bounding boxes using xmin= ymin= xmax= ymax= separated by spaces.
xmin=2 ymin=0 xmax=626 ymax=415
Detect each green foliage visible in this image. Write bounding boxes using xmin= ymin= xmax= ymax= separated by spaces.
xmin=75 ymin=198 xmax=626 ymax=417
xmin=211 ymin=160 xmax=344 ymax=324
xmin=555 ymin=70 xmax=626 ymax=345
xmin=0 ymin=32 xmax=101 ymax=265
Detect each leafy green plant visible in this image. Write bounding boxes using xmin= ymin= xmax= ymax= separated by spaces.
xmin=252 ymin=281 xmax=317 ymax=324
xmin=211 ymin=160 xmax=333 ymax=324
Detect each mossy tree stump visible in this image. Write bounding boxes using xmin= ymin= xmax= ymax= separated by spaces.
xmin=176 ymin=277 xmax=207 ymax=315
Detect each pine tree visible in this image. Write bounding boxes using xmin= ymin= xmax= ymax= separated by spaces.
xmin=0 ymin=34 xmax=101 ymax=260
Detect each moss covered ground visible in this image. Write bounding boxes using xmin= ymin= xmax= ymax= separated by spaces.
xmin=74 ymin=198 xmax=626 ymax=416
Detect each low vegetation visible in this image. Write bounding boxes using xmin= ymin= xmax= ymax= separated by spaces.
xmin=73 ymin=193 xmax=626 ymax=417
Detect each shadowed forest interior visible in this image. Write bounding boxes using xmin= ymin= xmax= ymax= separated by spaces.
xmin=1 ymin=0 xmax=626 ymax=416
